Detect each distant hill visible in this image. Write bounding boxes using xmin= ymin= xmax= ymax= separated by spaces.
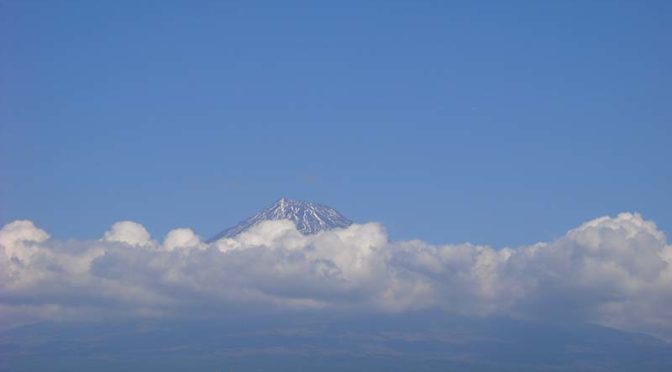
xmin=4 ymin=313 xmax=672 ymax=371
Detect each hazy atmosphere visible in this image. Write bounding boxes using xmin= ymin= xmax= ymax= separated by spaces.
xmin=2 ymin=1 xmax=671 ymax=371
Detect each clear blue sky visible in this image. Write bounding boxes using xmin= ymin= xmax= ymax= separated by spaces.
xmin=1 ymin=0 xmax=670 ymax=246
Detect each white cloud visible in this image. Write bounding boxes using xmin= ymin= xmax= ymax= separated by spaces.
xmin=102 ymin=221 xmax=153 ymax=246
xmin=1 ymin=213 xmax=671 ymax=339
xmin=163 ymin=228 xmax=203 ymax=251
xmin=0 ymin=220 xmax=49 ymax=260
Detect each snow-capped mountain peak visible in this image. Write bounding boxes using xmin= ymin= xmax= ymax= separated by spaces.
xmin=208 ymin=198 xmax=352 ymax=242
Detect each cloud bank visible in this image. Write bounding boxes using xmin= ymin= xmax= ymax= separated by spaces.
xmin=1 ymin=213 xmax=671 ymax=339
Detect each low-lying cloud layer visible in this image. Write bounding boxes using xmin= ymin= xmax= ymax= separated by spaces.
xmin=1 ymin=213 xmax=671 ymax=339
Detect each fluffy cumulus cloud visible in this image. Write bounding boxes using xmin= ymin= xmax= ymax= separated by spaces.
xmin=102 ymin=221 xmax=153 ymax=246
xmin=0 ymin=220 xmax=49 ymax=261
xmin=163 ymin=228 xmax=203 ymax=251
xmin=1 ymin=213 xmax=671 ymax=338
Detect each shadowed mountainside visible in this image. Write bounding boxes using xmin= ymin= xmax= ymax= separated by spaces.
xmin=3 ymin=312 xmax=671 ymax=372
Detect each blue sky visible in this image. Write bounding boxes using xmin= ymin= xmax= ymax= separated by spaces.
xmin=3 ymin=3 xmax=672 ymax=370
xmin=2 ymin=0 xmax=670 ymax=246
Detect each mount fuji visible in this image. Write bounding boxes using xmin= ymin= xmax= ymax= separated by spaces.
xmin=207 ymin=198 xmax=352 ymax=242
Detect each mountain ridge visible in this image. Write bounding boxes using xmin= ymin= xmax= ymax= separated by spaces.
xmin=207 ymin=198 xmax=352 ymax=242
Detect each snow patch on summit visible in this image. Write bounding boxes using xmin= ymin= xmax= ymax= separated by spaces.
xmin=208 ymin=198 xmax=352 ymax=242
